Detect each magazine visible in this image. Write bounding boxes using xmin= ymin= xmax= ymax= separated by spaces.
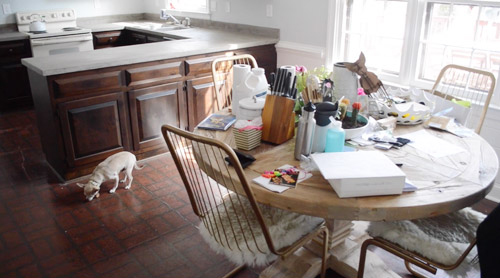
xmin=197 ymin=114 xmax=236 ymax=131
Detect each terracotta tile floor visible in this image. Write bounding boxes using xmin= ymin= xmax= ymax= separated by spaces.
xmin=0 ymin=108 xmax=267 ymax=278
xmin=0 ymin=108 xmax=496 ymax=278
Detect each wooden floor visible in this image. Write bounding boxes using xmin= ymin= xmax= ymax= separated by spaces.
xmin=0 ymin=107 xmax=497 ymax=278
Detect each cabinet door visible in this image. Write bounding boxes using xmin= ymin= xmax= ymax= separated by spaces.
xmin=93 ymin=31 xmax=123 ymax=49
xmin=186 ymin=75 xmax=219 ymax=131
xmin=58 ymin=92 xmax=131 ymax=167
xmin=0 ymin=62 xmax=32 ymax=107
xmin=125 ymin=31 xmax=147 ymax=45
xmin=128 ymin=82 xmax=182 ymax=151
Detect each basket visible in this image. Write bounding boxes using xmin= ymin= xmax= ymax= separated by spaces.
xmin=233 ymin=128 xmax=262 ymax=151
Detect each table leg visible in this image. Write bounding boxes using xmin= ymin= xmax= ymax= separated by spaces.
xmin=259 ymin=221 xmax=401 ymax=278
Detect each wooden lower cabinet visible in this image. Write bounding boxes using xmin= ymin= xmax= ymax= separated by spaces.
xmin=57 ymin=92 xmax=131 ymax=167
xmin=186 ymin=75 xmax=219 ymax=131
xmin=129 ymin=82 xmax=182 ymax=151
xmin=30 ymin=44 xmax=276 ymax=180
xmin=0 ymin=39 xmax=32 ymax=110
xmin=0 ymin=62 xmax=32 ymax=108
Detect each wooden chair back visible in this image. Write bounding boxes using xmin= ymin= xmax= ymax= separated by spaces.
xmin=430 ymin=64 xmax=496 ymax=133
xmin=211 ymin=54 xmax=258 ymax=111
xmin=161 ymin=124 xmax=277 ymax=255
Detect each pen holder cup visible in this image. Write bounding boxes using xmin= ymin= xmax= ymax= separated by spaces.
xmin=261 ymin=94 xmax=295 ymax=144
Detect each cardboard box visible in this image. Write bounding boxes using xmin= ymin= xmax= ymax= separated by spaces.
xmin=311 ymin=151 xmax=406 ymax=198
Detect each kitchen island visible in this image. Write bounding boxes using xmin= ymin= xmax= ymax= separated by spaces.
xmin=22 ymin=24 xmax=278 ymax=180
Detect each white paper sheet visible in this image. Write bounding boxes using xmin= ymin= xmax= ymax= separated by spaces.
xmin=403 ymin=130 xmax=466 ymax=158
xmin=252 ymin=164 xmax=312 ymax=193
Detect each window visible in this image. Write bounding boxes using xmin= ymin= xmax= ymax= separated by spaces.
xmin=166 ymin=0 xmax=209 ymax=14
xmin=331 ymin=0 xmax=500 ymax=91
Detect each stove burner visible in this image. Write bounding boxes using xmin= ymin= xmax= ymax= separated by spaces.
xmin=28 ymin=30 xmax=47 ymax=34
xmin=62 ymin=27 xmax=81 ymax=31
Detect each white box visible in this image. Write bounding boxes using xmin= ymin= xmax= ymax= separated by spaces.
xmin=311 ymin=151 xmax=406 ymax=198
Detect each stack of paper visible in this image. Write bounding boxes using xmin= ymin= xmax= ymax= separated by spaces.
xmin=311 ymin=151 xmax=406 ymax=198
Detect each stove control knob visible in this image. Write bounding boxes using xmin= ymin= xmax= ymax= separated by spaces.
xmin=20 ymin=16 xmax=25 ymax=21
xmin=67 ymin=12 xmax=71 ymax=17
xmin=51 ymin=13 xmax=57 ymax=18
xmin=61 ymin=13 xmax=65 ymax=17
xmin=26 ymin=15 xmax=30 ymax=20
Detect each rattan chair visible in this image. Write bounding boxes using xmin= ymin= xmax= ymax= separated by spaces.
xmin=357 ymin=208 xmax=486 ymax=278
xmin=161 ymin=124 xmax=329 ymax=278
xmin=430 ymin=64 xmax=496 ymax=134
xmin=211 ymin=54 xmax=258 ymax=111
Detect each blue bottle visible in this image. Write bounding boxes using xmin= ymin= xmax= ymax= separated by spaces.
xmin=325 ymin=117 xmax=345 ymax=153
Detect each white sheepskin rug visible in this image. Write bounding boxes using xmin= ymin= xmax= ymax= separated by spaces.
xmin=198 ymin=193 xmax=324 ymax=267
xmin=367 ymin=207 xmax=485 ymax=274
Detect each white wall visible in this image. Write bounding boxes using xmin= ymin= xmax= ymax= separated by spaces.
xmin=143 ymin=0 xmax=328 ymax=47
xmin=0 ymin=0 xmax=144 ymax=25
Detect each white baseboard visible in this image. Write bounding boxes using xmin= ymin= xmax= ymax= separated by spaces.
xmin=275 ymin=41 xmax=325 ymax=70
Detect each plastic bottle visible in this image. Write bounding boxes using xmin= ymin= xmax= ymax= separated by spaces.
xmin=233 ymin=68 xmax=268 ymax=117
xmin=357 ymin=88 xmax=368 ymax=116
xmin=294 ymin=102 xmax=316 ymax=160
xmin=325 ymin=117 xmax=345 ymax=153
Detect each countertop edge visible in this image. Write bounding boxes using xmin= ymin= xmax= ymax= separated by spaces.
xmin=22 ymin=38 xmax=279 ymax=76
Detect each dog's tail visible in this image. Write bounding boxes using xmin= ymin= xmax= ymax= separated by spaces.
xmin=134 ymin=163 xmax=145 ymax=170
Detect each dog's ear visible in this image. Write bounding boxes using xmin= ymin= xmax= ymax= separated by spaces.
xmin=76 ymin=183 xmax=85 ymax=188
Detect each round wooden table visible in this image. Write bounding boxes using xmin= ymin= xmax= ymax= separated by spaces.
xmin=195 ymin=124 xmax=498 ymax=278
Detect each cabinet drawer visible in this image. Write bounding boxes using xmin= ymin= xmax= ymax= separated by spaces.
xmin=185 ymin=52 xmax=232 ymax=77
xmin=52 ymin=71 xmax=122 ymax=99
xmin=93 ymin=31 xmax=122 ymax=48
xmin=125 ymin=61 xmax=183 ymax=87
xmin=0 ymin=40 xmax=30 ymax=58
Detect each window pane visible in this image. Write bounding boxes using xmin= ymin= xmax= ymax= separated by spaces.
xmin=167 ymin=0 xmax=208 ymax=13
xmin=418 ymin=2 xmax=500 ymax=82
xmin=419 ymin=43 xmax=446 ymax=81
xmin=343 ymin=0 xmax=408 ymax=75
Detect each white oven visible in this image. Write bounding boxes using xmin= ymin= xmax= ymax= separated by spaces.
xmin=16 ymin=9 xmax=94 ymax=58
xmin=30 ymin=33 xmax=93 ymax=57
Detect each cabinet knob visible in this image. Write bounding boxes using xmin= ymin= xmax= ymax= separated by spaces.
xmin=9 ymin=48 xmax=13 ymax=52
xmin=109 ymin=38 xmax=113 ymax=42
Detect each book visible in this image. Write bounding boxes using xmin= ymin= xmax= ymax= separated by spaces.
xmin=311 ymin=151 xmax=406 ymax=198
xmin=252 ymin=164 xmax=312 ymax=193
xmin=197 ymin=114 xmax=236 ymax=131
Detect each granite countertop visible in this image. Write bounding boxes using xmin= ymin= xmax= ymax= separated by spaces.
xmin=0 ymin=32 xmax=29 ymax=42
xmin=21 ymin=21 xmax=279 ymax=76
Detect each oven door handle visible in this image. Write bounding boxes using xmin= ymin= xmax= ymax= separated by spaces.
xmin=30 ymin=34 xmax=93 ymax=46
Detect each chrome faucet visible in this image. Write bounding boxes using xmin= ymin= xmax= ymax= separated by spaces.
xmin=160 ymin=9 xmax=180 ymax=24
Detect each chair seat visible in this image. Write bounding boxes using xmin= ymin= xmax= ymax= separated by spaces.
xmin=199 ymin=192 xmax=324 ymax=267
xmin=367 ymin=208 xmax=485 ymax=265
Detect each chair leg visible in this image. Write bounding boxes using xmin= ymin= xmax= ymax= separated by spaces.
xmin=357 ymin=238 xmax=372 ymax=278
xmin=404 ymin=260 xmax=430 ymax=278
xmin=357 ymin=238 xmax=437 ymax=278
xmin=320 ymin=227 xmax=329 ymax=278
xmin=222 ymin=264 xmax=245 ymax=278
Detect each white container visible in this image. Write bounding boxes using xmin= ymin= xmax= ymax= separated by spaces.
xmin=238 ymin=97 xmax=265 ymax=120
xmin=232 ymin=68 xmax=267 ymax=118
xmin=332 ymin=63 xmax=358 ymax=104
xmin=311 ymin=125 xmax=329 ymax=153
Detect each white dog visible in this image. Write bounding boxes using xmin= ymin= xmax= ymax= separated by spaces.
xmin=77 ymin=151 xmax=144 ymax=201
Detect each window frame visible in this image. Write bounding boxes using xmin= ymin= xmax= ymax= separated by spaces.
xmin=327 ymin=0 xmax=500 ymax=105
xmin=164 ymin=0 xmax=210 ymax=18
